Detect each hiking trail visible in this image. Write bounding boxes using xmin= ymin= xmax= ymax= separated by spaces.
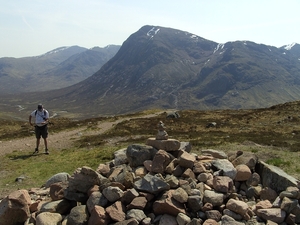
xmin=0 ymin=112 xmax=163 ymax=156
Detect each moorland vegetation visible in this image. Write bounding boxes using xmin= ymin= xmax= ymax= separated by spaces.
xmin=1 ymin=102 xmax=300 ymax=199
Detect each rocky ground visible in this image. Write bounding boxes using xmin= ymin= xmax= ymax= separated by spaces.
xmin=1 ymin=137 xmax=300 ymax=224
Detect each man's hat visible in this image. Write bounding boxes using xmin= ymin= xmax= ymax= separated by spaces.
xmin=37 ymin=104 xmax=43 ymax=109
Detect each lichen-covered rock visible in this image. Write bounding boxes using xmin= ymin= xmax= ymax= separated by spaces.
xmin=45 ymin=172 xmax=70 ymax=188
xmin=256 ymin=161 xmax=298 ymax=192
xmin=211 ymin=159 xmax=237 ymax=179
xmin=126 ymin=144 xmax=157 ymax=167
xmin=36 ymin=212 xmax=63 ymax=225
xmin=67 ymin=205 xmax=89 ymax=225
xmin=146 ymin=138 xmax=181 ymax=151
xmin=0 ymin=190 xmax=31 ymax=225
xmin=133 ymin=173 xmax=170 ymax=195
xmin=6 ymin=135 xmax=300 ymax=225
xmin=256 ymin=208 xmax=286 ymax=224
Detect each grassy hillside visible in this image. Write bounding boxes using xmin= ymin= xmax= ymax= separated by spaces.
xmin=1 ymin=104 xmax=300 ymax=199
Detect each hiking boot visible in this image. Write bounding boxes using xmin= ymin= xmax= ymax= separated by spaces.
xmin=33 ymin=148 xmax=39 ymax=154
xmin=45 ymin=149 xmax=49 ymax=155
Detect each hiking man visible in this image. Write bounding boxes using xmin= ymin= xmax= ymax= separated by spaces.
xmin=29 ymin=104 xmax=50 ymax=154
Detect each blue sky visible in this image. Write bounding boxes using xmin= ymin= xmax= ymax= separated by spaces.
xmin=1 ymin=0 xmax=300 ymax=58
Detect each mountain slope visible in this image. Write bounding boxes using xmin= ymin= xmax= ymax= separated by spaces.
xmin=43 ymin=26 xmax=219 ymax=115
xmin=0 ymin=46 xmax=87 ymax=94
xmin=27 ymin=45 xmax=120 ymax=92
xmin=0 ymin=46 xmax=86 ymax=78
xmin=43 ymin=25 xmax=300 ymax=116
xmin=0 ymin=45 xmax=120 ymax=93
xmin=1 ymin=25 xmax=300 ymax=118
xmin=185 ymin=41 xmax=300 ymax=109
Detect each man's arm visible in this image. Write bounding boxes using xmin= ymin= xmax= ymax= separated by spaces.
xmin=43 ymin=118 xmax=49 ymax=124
xmin=44 ymin=110 xmax=49 ymax=123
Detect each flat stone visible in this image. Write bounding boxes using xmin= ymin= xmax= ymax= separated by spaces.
xmin=146 ymin=138 xmax=181 ymax=151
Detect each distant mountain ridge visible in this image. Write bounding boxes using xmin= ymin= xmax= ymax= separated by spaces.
xmin=39 ymin=25 xmax=300 ymax=116
xmin=0 ymin=25 xmax=300 ymax=118
xmin=0 ymin=45 xmax=120 ymax=93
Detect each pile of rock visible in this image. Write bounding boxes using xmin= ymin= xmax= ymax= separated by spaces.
xmin=1 ymin=128 xmax=300 ymax=225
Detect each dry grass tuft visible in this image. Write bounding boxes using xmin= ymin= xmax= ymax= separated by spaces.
xmin=1 ymin=103 xmax=300 ymax=198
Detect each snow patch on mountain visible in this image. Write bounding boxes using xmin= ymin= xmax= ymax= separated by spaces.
xmin=147 ymin=27 xmax=160 ymax=38
xmin=205 ymin=59 xmax=210 ymax=65
xmin=43 ymin=46 xmax=70 ymax=55
xmin=190 ymin=34 xmax=198 ymax=40
xmin=284 ymin=43 xmax=296 ymax=50
xmin=213 ymin=43 xmax=224 ymax=53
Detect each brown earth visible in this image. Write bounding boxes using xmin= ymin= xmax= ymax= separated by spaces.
xmin=0 ymin=112 xmax=164 ymax=156
xmin=0 ymin=112 xmax=167 ymax=199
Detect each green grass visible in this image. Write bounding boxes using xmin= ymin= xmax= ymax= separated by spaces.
xmin=266 ymin=158 xmax=290 ymax=167
xmin=0 ymin=145 xmax=123 ymax=197
xmin=2 ymin=105 xmax=300 ymax=198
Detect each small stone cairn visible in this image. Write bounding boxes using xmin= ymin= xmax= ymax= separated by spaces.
xmin=1 ymin=122 xmax=300 ymax=225
xmin=156 ymin=121 xmax=168 ymax=140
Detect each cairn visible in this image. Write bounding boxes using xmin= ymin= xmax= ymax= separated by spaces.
xmin=156 ymin=121 xmax=168 ymax=140
xmin=0 ymin=121 xmax=300 ymax=225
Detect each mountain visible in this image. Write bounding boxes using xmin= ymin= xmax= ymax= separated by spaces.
xmin=1 ymin=25 xmax=300 ymax=118
xmin=0 ymin=45 xmax=120 ymax=94
xmin=0 ymin=46 xmax=86 ymax=93
xmin=27 ymin=45 xmax=120 ymax=92
xmin=281 ymin=42 xmax=300 ymax=57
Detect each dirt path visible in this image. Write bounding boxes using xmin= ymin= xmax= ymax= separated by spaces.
xmin=0 ymin=112 xmax=163 ymax=156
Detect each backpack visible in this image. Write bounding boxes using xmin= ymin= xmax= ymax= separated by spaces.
xmin=35 ymin=109 xmax=52 ymax=124
xmin=35 ymin=109 xmax=47 ymax=117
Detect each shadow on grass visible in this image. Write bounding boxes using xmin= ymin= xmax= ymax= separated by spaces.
xmin=8 ymin=153 xmax=48 ymax=160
